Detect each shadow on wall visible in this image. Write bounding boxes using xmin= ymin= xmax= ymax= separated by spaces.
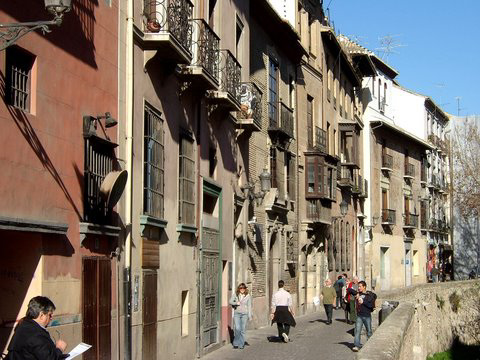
xmin=1 ymin=0 xmax=99 ymax=69
xmin=0 ymin=231 xmax=73 ymax=353
xmin=453 ymin=217 xmax=480 ymax=280
xmin=0 ymin=74 xmax=83 ymax=220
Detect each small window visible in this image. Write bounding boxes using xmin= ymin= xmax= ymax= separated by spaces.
xmin=181 ymin=290 xmax=189 ymax=336
xmin=305 ymin=155 xmax=324 ymax=197
xmin=6 ymin=46 xmax=35 ymax=112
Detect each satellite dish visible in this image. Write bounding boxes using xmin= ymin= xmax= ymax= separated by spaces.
xmin=100 ymin=170 xmax=128 ymax=208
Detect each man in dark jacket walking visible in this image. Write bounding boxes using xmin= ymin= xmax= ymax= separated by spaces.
xmin=347 ymin=281 xmax=375 ymax=351
xmin=6 ymin=296 xmax=68 ymax=359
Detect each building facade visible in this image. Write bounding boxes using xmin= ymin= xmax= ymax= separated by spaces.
xmin=0 ymin=1 xmax=122 ymax=359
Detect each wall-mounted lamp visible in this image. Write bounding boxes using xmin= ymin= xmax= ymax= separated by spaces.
xmin=332 ymin=199 xmax=348 ymax=220
xmin=365 ymin=215 xmax=380 ymax=231
xmin=0 ymin=0 xmax=72 ymax=51
xmin=83 ymin=112 xmax=118 ymax=136
xmin=242 ymin=168 xmax=271 ymax=206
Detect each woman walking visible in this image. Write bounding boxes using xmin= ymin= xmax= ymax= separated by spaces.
xmin=229 ymin=283 xmax=253 ymax=349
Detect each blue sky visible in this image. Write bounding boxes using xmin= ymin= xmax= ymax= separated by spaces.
xmin=327 ymin=1 xmax=480 ymax=116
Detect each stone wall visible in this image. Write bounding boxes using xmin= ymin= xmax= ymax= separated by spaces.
xmin=357 ymin=280 xmax=480 ymax=360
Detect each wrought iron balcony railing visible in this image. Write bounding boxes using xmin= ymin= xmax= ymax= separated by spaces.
xmin=237 ymin=82 xmax=262 ymax=130
xmin=142 ymin=0 xmax=193 ymax=51
xmin=404 ymin=163 xmax=415 ymax=178
xmin=382 ymin=154 xmax=393 ymax=170
xmin=403 ymin=213 xmax=418 ymax=228
xmin=188 ymin=18 xmax=219 ymax=83
xmin=218 ymin=50 xmax=240 ymax=100
xmin=381 ymin=208 xmax=396 ymax=225
xmin=314 ymin=126 xmax=327 ymax=153
xmin=269 ymin=101 xmax=294 ymax=138
xmin=306 ymin=199 xmax=331 ymax=223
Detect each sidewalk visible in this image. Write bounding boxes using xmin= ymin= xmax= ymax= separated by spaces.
xmin=202 ymin=308 xmax=360 ymax=360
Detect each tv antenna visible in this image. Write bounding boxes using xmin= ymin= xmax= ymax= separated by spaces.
xmin=455 ymin=97 xmax=464 ymax=116
xmin=375 ymin=34 xmax=406 ymax=62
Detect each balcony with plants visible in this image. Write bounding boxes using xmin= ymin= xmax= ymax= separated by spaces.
xmin=139 ymin=0 xmax=193 ymax=64
xmin=236 ymin=82 xmax=262 ymax=131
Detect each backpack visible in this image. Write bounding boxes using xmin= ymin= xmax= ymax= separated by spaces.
xmin=366 ymin=291 xmax=377 ymax=310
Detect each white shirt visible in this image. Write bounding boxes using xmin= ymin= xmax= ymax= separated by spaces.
xmin=272 ymin=288 xmax=292 ymax=308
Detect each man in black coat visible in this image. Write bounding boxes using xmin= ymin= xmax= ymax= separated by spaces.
xmin=6 ymin=296 xmax=68 ymax=359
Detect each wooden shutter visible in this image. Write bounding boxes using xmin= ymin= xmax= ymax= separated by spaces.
xmin=277 ymin=148 xmax=285 ymax=199
xmin=332 ymin=167 xmax=337 ymax=201
xmin=98 ymin=259 xmax=111 ymax=360
xmin=317 ymin=156 xmax=324 ymax=196
xmin=288 ymin=153 xmax=296 ymax=198
xmin=83 ymin=259 xmax=97 ymax=360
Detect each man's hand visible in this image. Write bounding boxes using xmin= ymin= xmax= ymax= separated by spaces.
xmin=358 ymin=297 xmax=363 ymax=304
xmin=270 ymin=313 xmax=274 ymax=320
xmin=56 ymin=339 xmax=67 ymax=352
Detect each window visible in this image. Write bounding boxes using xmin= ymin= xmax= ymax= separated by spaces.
xmin=378 ymin=79 xmax=382 ymax=108
xmin=84 ymin=136 xmax=115 ymax=224
xmin=270 ymin=147 xmax=277 ymax=188
xmin=144 ymin=103 xmax=165 ymax=219
xmin=323 ymin=165 xmax=337 ymax=200
xmin=384 ymin=82 xmax=387 ymax=103
xmin=289 ymin=76 xmax=294 ymax=109
xmin=6 ymin=46 xmax=35 ymax=112
xmin=307 ymin=95 xmax=314 ymax=147
xmin=235 ymin=16 xmax=243 ymax=61
xmin=286 ymin=152 xmax=295 ymax=199
xmin=326 ymin=55 xmax=331 ymax=101
xmin=179 ymin=135 xmax=195 ymax=225
xmin=268 ymin=58 xmax=279 ymax=125
xmin=372 ymin=76 xmax=375 ymax=97
xmin=181 ymin=290 xmax=189 ymax=336
xmin=305 ymin=155 xmax=324 ymax=197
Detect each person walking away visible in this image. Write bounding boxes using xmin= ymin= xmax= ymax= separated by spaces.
xmin=271 ymin=280 xmax=296 ymax=343
xmin=333 ymin=275 xmax=344 ymax=310
xmin=320 ymin=279 xmax=336 ymax=324
xmin=346 ymin=276 xmax=359 ymax=325
xmin=347 ymin=281 xmax=376 ymax=352
xmin=6 ymin=296 xmax=68 ymax=359
xmin=229 ymin=283 xmax=253 ymax=349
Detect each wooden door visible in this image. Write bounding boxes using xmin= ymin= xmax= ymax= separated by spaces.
xmin=143 ymin=271 xmax=157 ymax=360
xmin=83 ymin=257 xmax=111 ymax=360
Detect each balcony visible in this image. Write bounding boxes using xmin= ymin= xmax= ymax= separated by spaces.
xmin=139 ymin=0 xmax=193 ymax=64
xmin=179 ymin=18 xmax=219 ymax=90
xmin=207 ymin=49 xmax=241 ymax=111
xmin=420 ymin=215 xmax=428 ymax=230
xmin=269 ymin=101 xmax=294 ymax=139
xmin=236 ymin=82 xmax=262 ymax=131
xmin=358 ymin=178 xmax=368 ymax=198
xmin=404 ymin=163 xmax=415 ymax=179
xmin=381 ymin=209 xmax=396 ymax=225
xmin=381 ymin=154 xmax=393 ymax=172
xmin=403 ymin=213 xmax=418 ymax=229
xmin=337 ymin=165 xmax=354 ymax=188
xmin=352 ymin=174 xmax=362 ymax=195
xmin=306 ymin=199 xmax=331 ymax=224
xmin=313 ymin=126 xmax=327 ymax=153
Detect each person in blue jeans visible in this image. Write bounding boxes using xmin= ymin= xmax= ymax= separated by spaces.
xmin=229 ymin=283 xmax=253 ymax=349
xmin=347 ymin=280 xmax=376 ymax=352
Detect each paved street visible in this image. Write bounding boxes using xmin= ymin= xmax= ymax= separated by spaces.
xmin=203 ymin=309 xmax=360 ymax=360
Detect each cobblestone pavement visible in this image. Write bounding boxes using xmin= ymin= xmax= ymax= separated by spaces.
xmin=202 ymin=309 xmax=359 ymax=360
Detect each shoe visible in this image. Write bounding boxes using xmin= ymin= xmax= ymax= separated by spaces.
xmin=352 ymin=346 xmax=359 ymax=352
xmin=282 ymin=333 xmax=289 ymax=343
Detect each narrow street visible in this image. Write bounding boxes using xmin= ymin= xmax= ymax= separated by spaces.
xmin=203 ymin=309 xmax=360 ymax=360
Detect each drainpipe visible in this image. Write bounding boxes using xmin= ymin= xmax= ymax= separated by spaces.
xmin=295 ymin=64 xmax=301 ymax=313
xmin=124 ymin=0 xmax=134 ymax=358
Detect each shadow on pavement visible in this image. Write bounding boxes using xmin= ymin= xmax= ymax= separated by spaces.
xmin=337 ymin=341 xmax=356 ymax=351
xmin=267 ymin=336 xmax=285 ymax=343
xmin=308 ymin=318 xmax=330 ymax=324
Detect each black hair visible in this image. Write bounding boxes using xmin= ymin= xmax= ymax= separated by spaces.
xmin=278 ymin=280 xmax=285 ymax=288
xmin=358 ymin=281 xmax=367 ymax=288
xmin=337 ymin=275 xmax=342 ymax=280
xmin=26 ymin=296 xmax=56 ymax=319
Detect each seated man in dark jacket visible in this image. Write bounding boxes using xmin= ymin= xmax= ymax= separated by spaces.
xmin=7 ymin=296 xmax=68 ymax=359
xmin=347 ymin=281 xmax=376 ymax=351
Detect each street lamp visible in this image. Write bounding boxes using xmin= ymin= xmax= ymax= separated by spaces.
xmin=242 ymin=169 xmax=271 ymax=207
xmin=0 ymin=0 xmax=72 ymax=51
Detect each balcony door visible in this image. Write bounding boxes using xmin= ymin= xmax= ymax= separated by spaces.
xmin=380 ymin=247 xmax=390 ymax=291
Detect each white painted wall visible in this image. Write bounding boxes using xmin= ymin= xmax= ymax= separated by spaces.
xmin=268 ymin=0 xmax=296 ymax=29
xmin=391 ymin=85 xmax=427 ymax=139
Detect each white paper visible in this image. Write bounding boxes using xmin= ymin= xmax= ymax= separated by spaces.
xmin=64 ymin=342 xmax=92 ymax=360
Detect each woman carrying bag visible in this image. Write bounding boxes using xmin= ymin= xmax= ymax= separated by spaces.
xmin=229 ymin=283 xmax=253 ymax=349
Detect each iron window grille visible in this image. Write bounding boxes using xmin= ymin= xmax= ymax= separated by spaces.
xmin=6 ymin=46 xmax=35 ymax=112
xmin=144 ymin=103 xmax=165 ymax=220
xmin=84 ymin=136 xmax=116 ymax=224
xmin=178 ymin=135 xmax=195 ymax=226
